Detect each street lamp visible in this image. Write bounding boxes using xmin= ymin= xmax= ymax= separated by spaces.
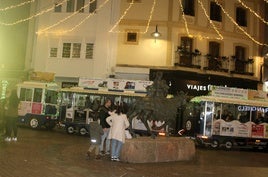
xmin=151 ymin=25 xmax=161 ymax=42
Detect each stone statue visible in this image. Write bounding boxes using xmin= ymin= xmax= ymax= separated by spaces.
xmin=127 ymin=72 xmax=187 ymax=138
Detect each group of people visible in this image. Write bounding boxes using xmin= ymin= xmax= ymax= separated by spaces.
xmin=1 ymin=88 xmax=20 ymax=142
xmin=1 ymin=87 xmax=130 ymax=161
xmin=87 ymin=98 xmax=130 ymax=162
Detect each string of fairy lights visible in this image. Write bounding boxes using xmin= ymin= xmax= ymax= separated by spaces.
xmin=178 ymin=0 xmax=223 ymax=40
xmin=197 ymin=0 xmax=223 ymax=40
xmin=36 ymin=0 xmax=99 ymax=35
xmin=214 ymin=0 xmax=267 ymax=46
xmin=0 ymin=0 xmax=68 ymax=26
xmin=0 ymin=0 xmax=35 ymax=11
xmin=0 ymin=0 xmax=267 ymax=46
xmin=237 ymin=0 xmax=268 ymax=25
xmin=109 ymin=0 xmax=135 ymax=33
xmin=109 ymin=0 xmax=156 ymax=34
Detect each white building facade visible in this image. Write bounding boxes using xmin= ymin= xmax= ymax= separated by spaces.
xmin=26 ymin=0 xmax=266 ymax=85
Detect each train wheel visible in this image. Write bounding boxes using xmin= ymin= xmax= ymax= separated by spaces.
xmin=79 ymin=127 xmax=88 ymax=136
xmin=29 ymin=118 xmax=39 ymax=129
xmin=211 ymin=139 xmax=219 ymax=149
xmin=66 ymin=126 xmax=75 ymax=134
xmin=224 ymin=140 xmax=233 ymax=150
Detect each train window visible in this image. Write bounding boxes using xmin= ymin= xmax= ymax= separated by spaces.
xmin=33 ymin=88 xmax=42 ymax=102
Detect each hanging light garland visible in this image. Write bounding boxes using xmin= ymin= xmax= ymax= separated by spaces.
xmin=214 ymin=0 xmax=268 ymax=47
xmin=37 ymin=0 xmax=97 ymax=34
xmin=0 ymin=0 xmax=68 ymax=26
xmin=38 ymin=0 xmax=110 ymax=35
xmin=0 ymin=0 xmax=35 ymax=12
xmin=178 ymin=0 xmax=222 ymax=40
xmin=237 ymin=0 xmax=268 ymax=25
xmin=197 ymin=0 xmax=223 ymax=40
xmin=109 ymin=0 xmax=135 ymax=33
xmin=178 ymin=0 xmax=191 ymax=37
xmin=109 ymin=0 xmax=156 ymax=34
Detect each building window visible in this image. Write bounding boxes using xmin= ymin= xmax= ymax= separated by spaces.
xmin=89 ymin=0 xmax=97 ymax=13
xmin=207 ymin=41 xmax=221 ymax=70
xmin=54 ymin=2 xmax=62 ymax=12
xmin=72 ymin=43 xmax=81 ymax=58
xmin=182 ymin=0 xmax=195 ymax=16
xmin=234 ymin=46 xmax=246 ymax=72
xmin=236 ymin=7 xmax=247 ymax=27
xmin=76 ymin=0 xmax=85 ymax=12
xmin=85 ymin=43 xmax=94 ymax=59
xmin=50 ymin=48 xmax=58 ymax=57
xmin=235 ymin=46 xmax=246 ymax=61
xmin=209 ymin=42 xmax=220 ymax=58
xmin=62 ymin=43 xmax=71 ymax=58
xmin=125 ymin=30 xmax=139 ymax=44
xmin=62 ymin=43 xmax=82 ymax=58
xmin=127 ymin=0 xmax=142 ymax=3
xmin=67 ymin=0 xmax=75 ymax=12
xmin=179 ymin=37 xmax=193 ymax=65
xmin=210 ymin=2 xmax=222 ymax=22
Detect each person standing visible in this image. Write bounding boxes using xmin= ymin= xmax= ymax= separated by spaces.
xmin=87 ymin=120 xmax=103 ymax=160
xmin=106 ymin=105 xmax=130 ymax=162
xmin=4 ymin=88 xmax=19 ymax=142
xmin=99 ymin=99 xmax=112 ymax=155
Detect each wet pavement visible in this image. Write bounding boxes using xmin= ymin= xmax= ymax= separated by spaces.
xmin=1 ymin=127 xmax=268 ymax=177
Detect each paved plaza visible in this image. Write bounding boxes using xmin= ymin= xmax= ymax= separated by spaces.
xmin=1 ymin=127 xmax=268 ymax=177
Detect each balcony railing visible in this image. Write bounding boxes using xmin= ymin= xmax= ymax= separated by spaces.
xmin=174 ymin=52 xmax=255 ymax=77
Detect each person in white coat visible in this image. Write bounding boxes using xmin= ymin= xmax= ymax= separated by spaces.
xmin=106 ymin=105 xmax=130 ymax=161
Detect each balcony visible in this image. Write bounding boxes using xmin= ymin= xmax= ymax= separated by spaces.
xmin=174 ymin=51 xmax=256 ymax=79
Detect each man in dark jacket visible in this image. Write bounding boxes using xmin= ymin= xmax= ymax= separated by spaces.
xmin=87 ymin=120 xmax=103 ymax=159
xmin=99 ymin=99 xmax=112 ymax=155
xmin=4 ymin=89 xmax=19 ymax=142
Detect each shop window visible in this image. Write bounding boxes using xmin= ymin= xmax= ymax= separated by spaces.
xmin=210 ymin=1 xmax=222 ymax=22
xmin=182 ymin=0 xmax=195 ymax=16
xmin=236 ymin=7 xmax=247 ymax=27
xmin=89 ymin=0 xmax=97 ymax=13
xmin=85 ymin=43 xmax=94 ymax=59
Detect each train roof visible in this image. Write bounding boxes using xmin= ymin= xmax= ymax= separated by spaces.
xmin=60 ymin=87 xmax=147 ymax=97
xmin=17 ymin=81 xmax=60 ymax=90
xmin=191 ymin=95 xmax=268 ymax=107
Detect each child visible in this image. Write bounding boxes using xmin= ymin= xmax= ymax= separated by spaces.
xmin=87 ymin=120 xmax=104 ymax=159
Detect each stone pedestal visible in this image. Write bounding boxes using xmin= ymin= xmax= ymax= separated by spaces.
xmin=121 ymin=137 xmax=195 ymax=163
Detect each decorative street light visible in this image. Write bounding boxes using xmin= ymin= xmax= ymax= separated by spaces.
xmin=151 ymin=25 xmax=161 ymax=42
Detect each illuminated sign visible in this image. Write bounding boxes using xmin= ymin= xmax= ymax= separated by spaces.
xmin=238 ymin=106 xmax=268 ymax=113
